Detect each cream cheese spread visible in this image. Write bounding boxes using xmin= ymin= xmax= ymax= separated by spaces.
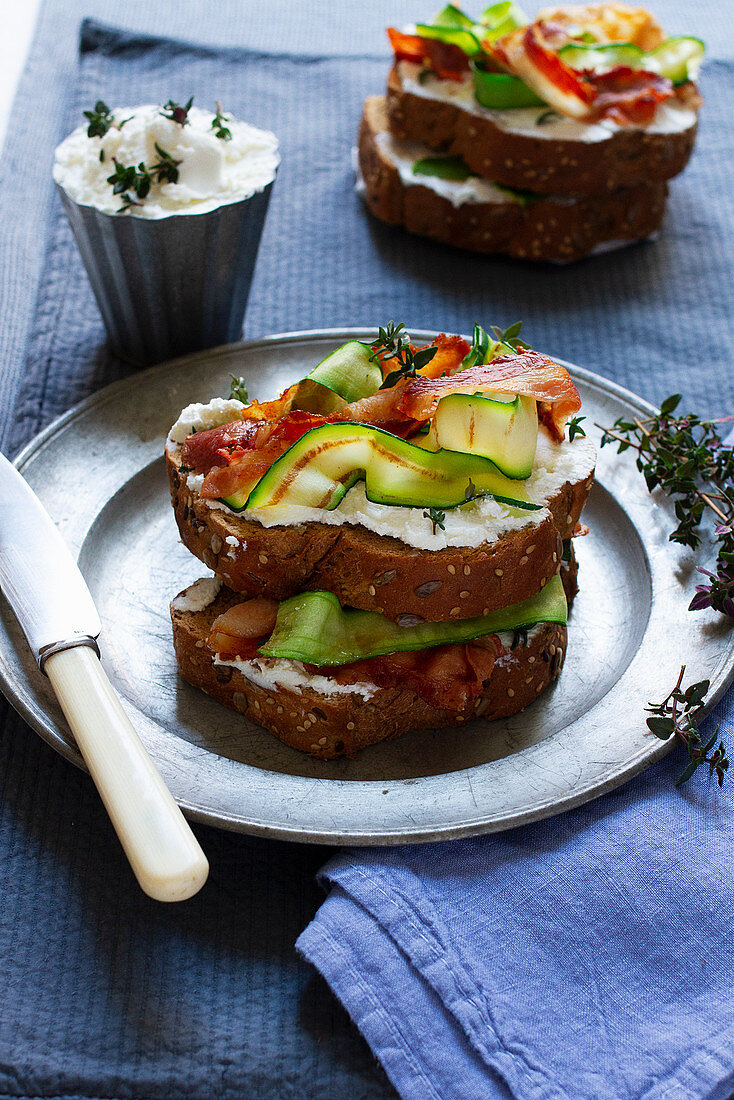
xmin=374 ymin=131 xmax=525 ymax=207
xmin=215 ymin=656 xmax=378 ymax=699
xmin=54 ymin=105 xmax=280 ymax=218
xmin=397 ymin=61 xmax=697 ymax=143
xmin=171 ymin=576 xmax=222 ymax=612
xmin=168 ymin=396 xmax=597 ymax=551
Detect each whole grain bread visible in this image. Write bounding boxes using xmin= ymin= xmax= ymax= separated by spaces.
xmin=386 ymin=65 xmax=697 ymax=196
xmin=360 ymin=95 xmax=667 ymax=262
xmin=167 ymin=442 xmax=593 ymax=623
xmin=171 ymin=579 xmax=571 ymax=758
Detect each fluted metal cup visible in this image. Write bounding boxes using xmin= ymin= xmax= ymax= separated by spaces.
xmin=57 ymin=181 xmax=274 ymax=366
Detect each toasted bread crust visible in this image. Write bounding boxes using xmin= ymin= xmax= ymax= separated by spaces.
xmin=171 ymin=582 xmax=569 ymax=758
xmin=360 ymin=95 xmax=667 ymax=262
xmin=386 ymin=66 xmax=697 ymax=196
xmin=167 ymin=447 xmax=593 ymax=623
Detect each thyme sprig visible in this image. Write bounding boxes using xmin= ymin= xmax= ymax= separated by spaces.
xmin=423 ymin=507 xmax=446 ymax=534
xmin=568 ymin=415 xmax=586 ymax=441
xmin=83 ymin=100 xmax=130 ymax=139
xmin=106 ymin=144 xmax=181 ymax=212
xmin=229 ymin=375 xmax=249 ymax=403
xmin=599 ymin=395 xmax=734 ymax=618
xmin=646 ymin=666 xmax=730 ymax=787
xmin=212 ymin=101 xmax=232 ymax=141
xmin=491 ymin=321 xmax=531 ymax=352
xmin=371 ymin=322 xmax=438 ymax=389
xmin=160 ymin=96 xmax=193 ymax=126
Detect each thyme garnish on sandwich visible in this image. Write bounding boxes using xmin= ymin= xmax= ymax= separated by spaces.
xmin=372 ymin=321 xmax=439 ymax=388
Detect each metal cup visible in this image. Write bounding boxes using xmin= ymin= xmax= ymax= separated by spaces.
xmin=57 ymin=180 xmax=274 ymax=366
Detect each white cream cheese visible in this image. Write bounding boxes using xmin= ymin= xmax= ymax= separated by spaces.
xmin=166 ymin=397 xmax=246 ymax=452
xmin=54 ymin=105 xmax=280 ymax=218
xmin=374 ymin=131 xmax=525 ymax=207
xmin=169 ymin=395 xmax=596 ymax=550
xmin=215 ymin=655 xmax=378 ymax=699
xmin=171 ymin=576 xmax=222 ymax=612
xmin=397 ymin=61 xmax=697 ymax=143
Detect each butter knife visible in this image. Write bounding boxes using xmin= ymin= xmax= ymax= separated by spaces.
xmin=0 ymin=452 xmax=209 ymax=902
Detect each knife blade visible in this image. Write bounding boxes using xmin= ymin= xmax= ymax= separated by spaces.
xmin=0 ymin=452 xmax=209 ymax=902
xmin=0 ymin=452 xmax=101 ymax=665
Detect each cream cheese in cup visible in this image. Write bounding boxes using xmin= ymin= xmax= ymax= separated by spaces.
xmin=54 ymin=98 xmax=280 ymax=365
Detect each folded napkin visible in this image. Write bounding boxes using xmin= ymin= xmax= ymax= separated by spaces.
xmin=299 ymin=701 xmax=734 ymax=1100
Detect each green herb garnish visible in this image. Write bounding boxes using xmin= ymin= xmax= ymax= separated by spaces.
xmin=160 ymin=96 xmax=193 ymax=126
xmin=212 ymin=101 xmax=232 ymax=141
xmin=83 ymin=100 xmax=130 ymax=139
xmin=229 ymin=375 xmax=249 ymax=403
xmin=599 ymin=395 xmax=734 ymax=618
xmin=372 ymin=322 xmax=438 ymax=389
xmin=423 ymin=507 xmax=447 ymax=534
xmin=647 ymin=666 xmax=730 ymax=787
xmin=568 ymin=415 xmax=586 ymax=441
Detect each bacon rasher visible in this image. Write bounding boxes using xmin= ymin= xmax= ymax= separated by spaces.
xmin=400 ymin=350 xmax=581 ymax=441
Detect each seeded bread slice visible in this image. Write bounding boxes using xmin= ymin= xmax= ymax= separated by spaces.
xmin=360 ymin=95 xmax=667 ymax=262
xmin=171 ymin=579 xmax=570 ymax=759
xmin=386 ymin=65 xmax=697 ymax=196
xmin=166 ymin=440 xmax=593 ymax=623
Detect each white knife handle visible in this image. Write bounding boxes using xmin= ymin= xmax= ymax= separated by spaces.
xmin=45 ymin=646 xmax=209 ymax=902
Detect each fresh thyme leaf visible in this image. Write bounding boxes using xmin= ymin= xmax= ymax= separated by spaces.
xmin=229 ymin=375 xmax=249 ymax=403
xmin=99 ymin=149 xmax=105 ymax=163
xmin=150 ymin=143 xmax=181 ymax=185
xmin=599 ymin=396 xmax=734 ymax=619
xmin=512 ymin=626 xmax=529 ymax=648
xmin=464 ymin=477 xmax=477 ymax=502
xmin=536 ymin=108 xmax=561 ymax=125
xmin=212 ymin=101 xmax=232 ymax=141
xmin=106 ymin=158 xmax=152 ymax=210
xmin=490 ymin=321 xmax=532 ymax=352
xmin=84 ymin=100 xmax=114 ymax=138
xmin=423 ymin=507 xmax=446 ymax=534
xmin=160 ymin=96 xmax=193 ymax=126
xmin=646 ymin=667 xmax=729 ymax=788
xmin=568 ymin=415 xmax=586 ymax=441
xmin=372 ymin=321 xmax=438 ymax=389
xmin=417 ymin=68 xmax=432 ymax=84
xmin=179 ymin=465 xmax=193 ymax=475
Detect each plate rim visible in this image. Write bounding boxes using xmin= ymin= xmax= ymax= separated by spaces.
xmin=3 ymin=327 xmax=733 ymax=844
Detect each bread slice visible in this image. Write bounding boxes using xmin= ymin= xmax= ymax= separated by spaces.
xmin=171 ymin=577 xmax=572 ymax=758
xmin=386 ymin=63 xmax=698 ymax=196
xmin=359 ymin=95 xmax=667 ymax=262
xmin=166 ymin=426 xmax=595 ymax=623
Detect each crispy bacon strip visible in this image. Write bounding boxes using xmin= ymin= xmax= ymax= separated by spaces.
xmin=332 ymin=638 xmax=500 ymax=711
xmin=387 ymin=27 xmax=470 ymax=79
xmin=399 ymin=350 xmax=581 ymax=441
xmin=493 ymin=21 xmax=673 ymax=125
xmin=200 ymin=411 xmax=327 ymax=498
xmin=586 ymin=66 xmax=672 ymax=126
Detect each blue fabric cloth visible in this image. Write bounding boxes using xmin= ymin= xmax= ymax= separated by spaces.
xmin=0 ymin=5 xmax=733 ymax=1100
xmin=298 ymin=729 xmax=734 ymax=1100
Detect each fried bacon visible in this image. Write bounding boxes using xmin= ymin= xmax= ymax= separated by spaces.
xmin=492 ymin=21 xmax=674 ymax=124
xmin=387 ymin=27 xmax=470 ymax=79
xmin=199 ymin=411 xmax=327 ymax=498
xmin=323 ymin=638 xmax=500 ymax=710
xmin=209 ymin=599 xmax=279 ymax=660
xmin=400 ymin=350 xmax=581 ymax=441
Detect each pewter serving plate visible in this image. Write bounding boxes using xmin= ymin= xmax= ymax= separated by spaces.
xmin=1 ymin=330 xmax=733 ymax=844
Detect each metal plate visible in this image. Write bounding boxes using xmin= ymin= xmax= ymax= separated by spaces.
xmin=1 ymin=329 xmax=733 ymax=844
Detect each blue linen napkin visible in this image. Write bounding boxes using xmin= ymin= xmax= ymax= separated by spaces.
xmin=299 ymin=713 xmax=734 ymax=1100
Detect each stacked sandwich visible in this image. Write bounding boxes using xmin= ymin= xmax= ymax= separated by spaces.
xmin=357 ymin=2 xmax=704 ymax=261
xmin=166 ymin=324 xmax=596 ymax=757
